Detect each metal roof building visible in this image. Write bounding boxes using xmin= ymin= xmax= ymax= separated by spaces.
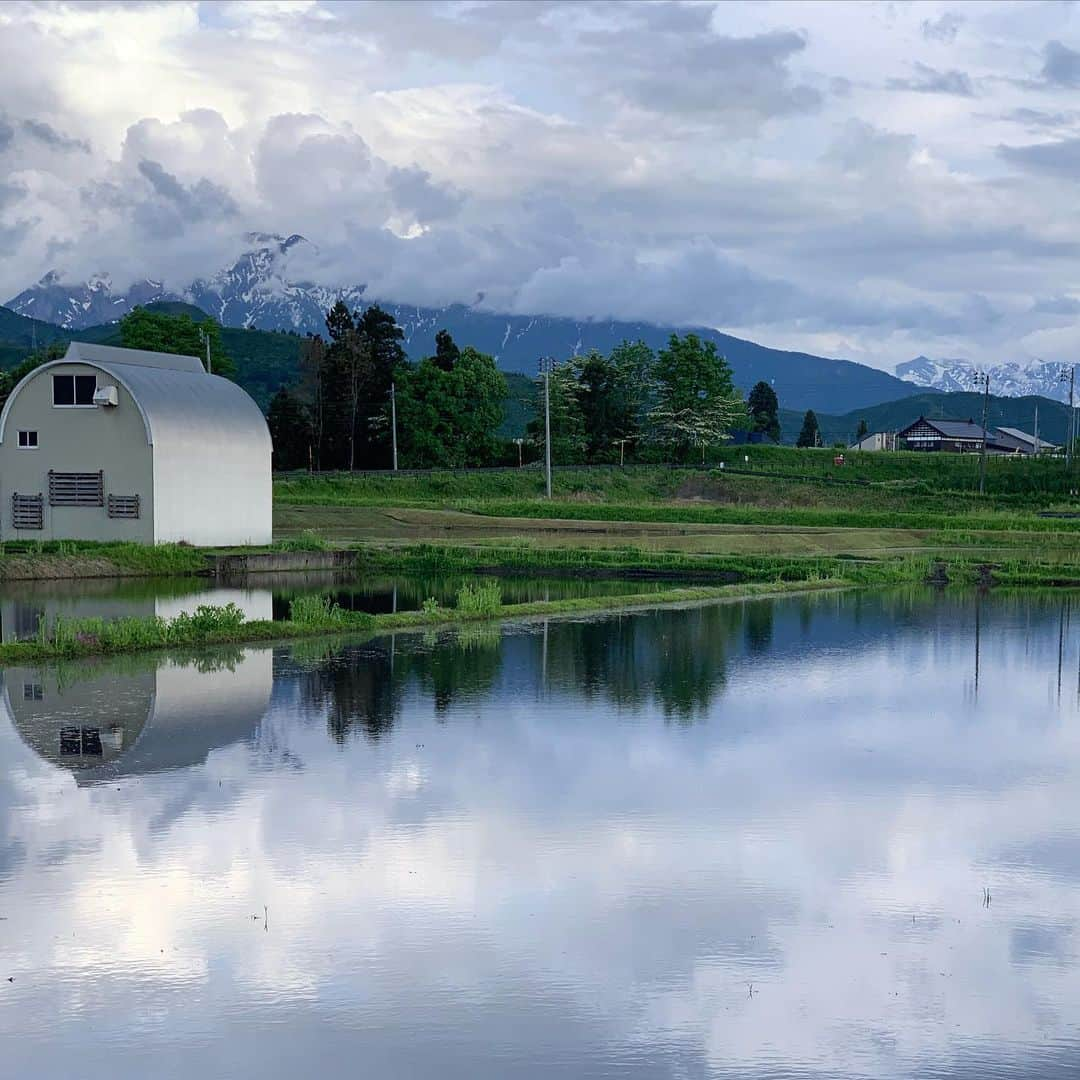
xmin=0 ymin=342 xmax=272 ymax=545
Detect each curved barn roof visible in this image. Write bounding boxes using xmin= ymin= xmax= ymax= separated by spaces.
xmin=0 ymin=342 xmax=270 ymax=452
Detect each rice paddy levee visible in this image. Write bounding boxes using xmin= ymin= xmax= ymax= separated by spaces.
xmin=0 ymin=578 xmax=846 ymax=666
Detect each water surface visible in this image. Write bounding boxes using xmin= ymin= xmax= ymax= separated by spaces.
xmin=1 ymin=589 xmax=1079 ymax=1078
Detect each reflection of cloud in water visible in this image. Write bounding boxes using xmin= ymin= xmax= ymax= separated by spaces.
xmin=0 ymin=591 xmax=1077 ymax=1078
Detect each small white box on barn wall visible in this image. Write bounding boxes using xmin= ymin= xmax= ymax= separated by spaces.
xmin=92 ymin=385 xmax=118 ymax=407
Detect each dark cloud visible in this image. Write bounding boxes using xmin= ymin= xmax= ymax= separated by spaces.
xmin=0 ymin=116 xmax=13 ymax=151
xmin=137 ymin=159 xmax=238 ymax=221
xmin=1041 ymin=40 xmax=1080 ymax=88
xmin=998 ymin=136 xmax=1080 ymax=177
xmin=1000 ymin=107 xmax=1079 ymax=130
xmin=921 ymin=12 xmax=963 ymax=43
xmin=887 ymin=63 xmax=974 ymax=97
xmin=22 ymin=118 xmax=89 ymax=152
xmin=575 ymin=9 xmax=820 ymax=130
xmin=386 ymin=166 xmax=463 ymax=224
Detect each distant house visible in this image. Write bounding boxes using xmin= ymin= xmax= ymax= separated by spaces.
xmin=851 ymin=431 xmax=896 ymax=451
xmin=896 ymin=417 xmax=1002 ymax=454
xmin=992 ymin=427 xmax=1059 ymax=456
xmin=0 ymin=342 xmax=272 ymax=544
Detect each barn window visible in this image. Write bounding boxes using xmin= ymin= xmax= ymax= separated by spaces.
xmin=17 ymin=430 xmax=38 ymax=449
xmin=60 ymin=727 xmax=102 ymax=757
xmin=107 ymin=494 xmax=140 ymax=519
xmin=52 ymin=374 xmax=97 ymax=407
xmin=11 ymin=493 xmax=44 ymax=530
xmin=23 ymin=683 xmax=43 ymax=701
xmin=48 ymin=470 xmax=104 ymax=507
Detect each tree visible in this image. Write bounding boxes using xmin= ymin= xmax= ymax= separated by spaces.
xmin=577 ymin=341 xmax=653 ymax=462
xmin=648 ymin=333 xmax=742 ymax=461
xmin=796 ymin=409 xmax=821 ymax=448
xmin=855 ymin=418 xmax=869 ymax=442
xmin=0 ymin=342 xmax=66 ymax=411
xmin=267 ymin=386 xmax=312 ymax=471
xmin=119 ymin=307 xmax=236 ymax=380
xmin=527 ymin=361 xmax=586 ymax=464
xmin=433 ymin=329 xmax=460 ymax=372
xmin=393 ymin=345 xmax=507 ymax=467
xmin=298 ymin=334 xmax=328 ymax=470
xmin=747 ymin=380 xmax=780 ymax=442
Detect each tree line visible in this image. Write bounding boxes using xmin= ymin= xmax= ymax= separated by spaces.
xmin=268 ymin=301 xmax=797 ymax=470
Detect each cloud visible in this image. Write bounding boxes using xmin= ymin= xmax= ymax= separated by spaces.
xmin=1041 ymin=39 xmax=1080 ymax=88
xmin=887 ymin=63 xmax=974 ymax=97
xmin=22 ymin=119 xmax=89 ymax=152
xmin=921 ymin=12 xmax=964 ymax=43
xmin=3 ymin=1 xmax=1080 ymax=370
xmin=998 ymin=136 xmax=1080 ymax=177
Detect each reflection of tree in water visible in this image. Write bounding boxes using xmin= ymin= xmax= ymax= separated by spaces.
xmin=299 ymin=642 xmax=399 ymax=744
xmin=545 ymin=603 xmax=752 ymax=722
xmin=296 ymin=626 xmax=505 ymax=741
xmin=744 ymin=600 xmax=773 ymax=654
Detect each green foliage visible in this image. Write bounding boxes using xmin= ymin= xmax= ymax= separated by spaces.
xmin=650 ymin=334 xmax=743 ymax=460
xmin=274 ymin=530 xmax=330 ymax=551
xmin=289 ymin=594 xmax=348 ymax=625
xmin=422 ymin=596 xmax=442 ymax=616
xmin=855 ymin=418 xmax=869 ymax=441
xmin=268 ymin=386 xmax=312 ymax=471
xmin=455 ymin=579 xmax=503 ymax=615
xmin=796 ymin=409 xmax=821 ymax=448
xmin=527 ymin=362 xmax=587 ymax=462
xmin=119 ymin=306 xmax=237 ymax=380
xmin=394 ymin=341 xmax=508 ymax=467
xmin=0 ymin=341 xmax=67 ymax=410
xmin=577 ymin=342 xmax=653 ymax=462
xmin=747 ymin=380 xmax=781 ymax=442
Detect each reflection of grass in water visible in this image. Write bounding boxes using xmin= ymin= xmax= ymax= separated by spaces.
xmin=456 ymin=622 xmax=502 ymax=651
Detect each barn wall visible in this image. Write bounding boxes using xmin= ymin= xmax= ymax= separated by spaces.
xmin=0 ymin=363 xmax=154 ymax=542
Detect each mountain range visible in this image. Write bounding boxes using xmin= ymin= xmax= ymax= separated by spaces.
xmin=5 ymin=233 xmax=916 ymax=415
xmin=896 ymin=356 xmax=1075 ymax=404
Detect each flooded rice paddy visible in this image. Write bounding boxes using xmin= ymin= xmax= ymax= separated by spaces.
xmin=0 ymin=585 xmax=1079 ymax=1078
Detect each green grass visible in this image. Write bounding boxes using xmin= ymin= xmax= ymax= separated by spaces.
xmin=0 ymin=579 xmax=845 ymax=665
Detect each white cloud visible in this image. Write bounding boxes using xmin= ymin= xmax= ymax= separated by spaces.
xmin=1 ymin=1 xmax=1080 ymax=368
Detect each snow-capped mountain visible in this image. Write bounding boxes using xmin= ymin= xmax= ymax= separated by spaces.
xmin=897 ymin=356 xmax=1075 ymax=403
xmin=1 ymin=233 xmax=922 ymax=411
xmin=7 ymin=270 xmax=168 ymax=328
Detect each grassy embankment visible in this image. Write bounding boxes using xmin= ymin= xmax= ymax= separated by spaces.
xmin=0 ymin=578 xmax=844 ymax=666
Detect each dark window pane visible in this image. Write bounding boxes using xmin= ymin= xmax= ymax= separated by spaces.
xmin=53 ymin=375 xmax=74 ymax=406
xmin=75 ymin=375 xmax=96 ymax=405
xmin=60 ymin=728 xmax=81 ymax=756
xmin=81 ymin=728 xmax=102 ymax=756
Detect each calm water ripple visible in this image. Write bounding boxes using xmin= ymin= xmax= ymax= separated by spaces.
xmin=0 ymin=588 xmax=1078 ymax=1078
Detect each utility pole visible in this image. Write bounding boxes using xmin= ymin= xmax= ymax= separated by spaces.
xmin=1034 ymin=403 xmax=1040 ymax=456
xmin=200 ymin=328 xmax=212 ymax=375
xmin=1063 ymin=365 xmax=1076 ymax=469
xmin=974 ymin=371 xmax=990 ymax=495
xmin=391 ymin=382 xmax=399 ymax=472
xmin=539 ymin=356 xmax=553 ymax=498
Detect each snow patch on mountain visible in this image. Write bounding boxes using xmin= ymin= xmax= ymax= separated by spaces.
xmin=896 ymin=356 xmax=1074 ymax=403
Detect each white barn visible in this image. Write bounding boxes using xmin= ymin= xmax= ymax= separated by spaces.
xmin=0 ymin=342 xmax=272 ymax=545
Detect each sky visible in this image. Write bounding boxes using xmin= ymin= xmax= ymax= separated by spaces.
xmin=1 ymin=1 xmax=1080 ymax=370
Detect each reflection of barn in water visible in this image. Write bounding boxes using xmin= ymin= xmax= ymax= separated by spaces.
xmin=0 ymin=582 xmax=273 ymax=644
xmin=2 ymin=649 xmax=272 ymax=783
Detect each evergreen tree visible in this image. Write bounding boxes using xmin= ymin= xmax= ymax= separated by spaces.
xmin=855 ymin=418 xmax=869 ymax=441
xmin=796 ymin=409 xmax=821 ymax=448
xmin=747 ymin=380 xmax=781 ymax=442
xmin=433 ymin=329 xmax=460 ymax=372
xmin=267 ymin=386 xmax=312 ymax=471
xmin=577 ymin=341 xmax=653 ymax=462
